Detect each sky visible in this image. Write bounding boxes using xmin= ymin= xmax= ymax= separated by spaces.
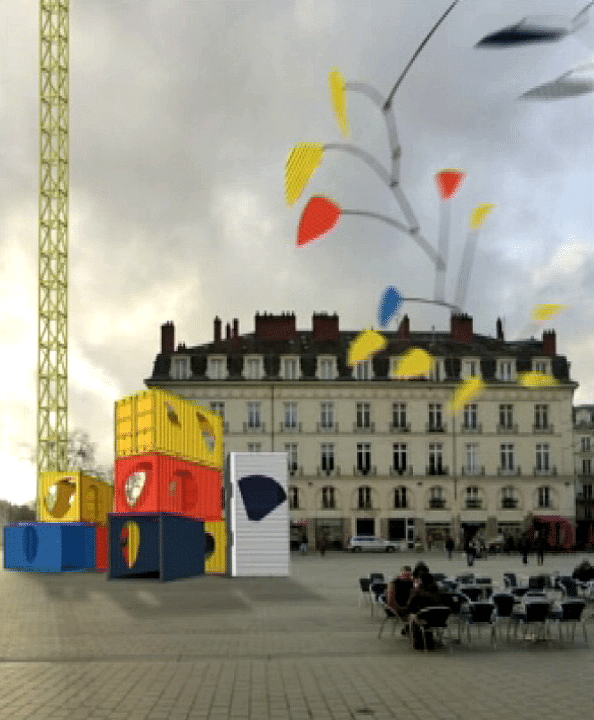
xmin=2 ymin=0 xmax=594 ymax=505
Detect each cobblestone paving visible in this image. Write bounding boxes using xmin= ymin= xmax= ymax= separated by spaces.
xmin=1 ymin=550 xmax=593 ymax=719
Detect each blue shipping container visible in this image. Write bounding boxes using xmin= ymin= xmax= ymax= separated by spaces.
xmin=3 ymin=522 xmax=96 ymax=572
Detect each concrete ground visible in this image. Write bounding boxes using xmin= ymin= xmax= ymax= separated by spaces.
xmin=1 ymin=549 xmax=594 ymax=719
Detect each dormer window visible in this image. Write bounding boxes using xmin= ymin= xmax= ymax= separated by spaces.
xmin=318 ymin=357 xmax=335 ymax=380
xmin=355 ymin=360 xmax=372 ymax=380
xmin=170 ymin=356 xmax=190 ymax=380
xmin=244 ymin=357 xmax=262 ymax=380
xmin=498 ymin=360 xmax=514 ymax=381
xmin=283 ymin=358 xmax=298 ymax=380
xmin=533 ymin=360 xmax=549 ymax=375
xmin=207 ymin=357 xmax=226 ymax=380
xmin=464 ymin=360 xmax=479 ymax=378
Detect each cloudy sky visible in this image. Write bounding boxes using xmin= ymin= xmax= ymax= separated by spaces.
xmin=2 ymin=0 xmax=594 ymax=504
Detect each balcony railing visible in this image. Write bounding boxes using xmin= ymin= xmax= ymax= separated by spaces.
xmin=353 ymin=421 xmax=375 ymax=432
xmin=389 ymin=422 xmax=411 ymax=432
xmin=317 ymin=465 xmax=341 ymax=477
xmin=279 ymin=421 xmax=302 ymax=433
xmin=426 ymin=422 xmax=446 ymax=432
xmin=460 ymin=423 xmax=482 ymax=434
xmin=497 ymin=424 xmax=518 ymax=434
xmin=426 ymin=465 xmax=449 ymax=476
xmin=501 ymin=498 xmax=518 ymax=509
xmin=355 ymin=502 xmax=374 ymax=511
xmin=389 ymin=466 xmax=413 ymax=476
xmin=354 ymin=465 xmax=377 ymax=477
xmin=533 ymin=424 xmax=554 ymax=434
xmin=244 ymin=421 xmax=266 ymax=433
xmin=534 ymin=465 xmax=557 ymax=476
xmin=288 ymin=464 xmax=303 ymax=477
xmin=497 ymin=466 xmax=521 ymax=476
xmin=428 ymin=498 xmax=446 ymax=509
xmin=464 ymin=499 xmax=483 ymax=509
xmin=321 ymin=501 xmax=336 ymax=510
xmin=461 ymin=466 xmax=485 ymax=476
xmin=316 ymin=421 xmax=339 ymax=433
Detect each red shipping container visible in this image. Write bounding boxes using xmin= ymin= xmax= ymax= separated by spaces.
xmin=114 ymin=453 xmax=223 ymax=521
xmin=95 ymin=524 xmax=108 ymax=572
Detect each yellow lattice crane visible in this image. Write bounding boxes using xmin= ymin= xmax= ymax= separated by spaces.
xmin=37 ymin=1 xmax=69 ymax=517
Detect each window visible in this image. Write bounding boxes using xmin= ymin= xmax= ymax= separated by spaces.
xmin=283 ymin=358 xmax=298 ymax=380
xmin=319 ymin=358 xmax=334 ymax=380
xmin=357 ymin=443 xmax=371 ymax=473
xmin=534 ymin=361 xmax=548 ymax=374
xmin=536 ymin=444 xmax=549 ymax=472
xmin=582 ymin=437 xmax=591 ymax=452
xmin=247 ymin=402 xmax=261 ymax=428
xmin=320 ymin=403 xmax=334 ymax=428
xmin=465 ymin=486 xmax=481 ymax=508
xmin=170 ymin=357 xmax=190 ymax=380
xmin=428 ymin=443 xmax=443 ymax=475
xmin=534 ymin=405 xmax=549 ymax=429
xmin=499 ymin=361 xmax=513 ymax=381
xmin=502 ymin=485 xmax=518 ymax=508
xmin=358 ymin=486 xmax=372 ymax=509
xmin=208 ymin=358 xmax=225 ymax=380
xmin=463 ymin=404 xmax=478 ymax=429
xmin=538 ymin=486 xmax=551 ymax=508
xmin=393 ymin=443 xmax=407 ymax=472
xmin=356 ymin=403 xmax=371 ymax=428
xmin=429 ymin=486 xmax=445 ymax=508
xmin=394 ymin=486 xmax=408 ymax=509
xmin=355 ymin=360 xmax=372 ymax=380
xmin=322 ymin=486 xmax=335 ymax=509
xmin=583 ymin=483 xmax=593 ymax=500
xmin=392 ymin=403 xmax=407 ymax=428
xmin=583 ymin=459 xmax=592 ymax=476
xmin=428 ymin=404 xmax=443 ymax=430
xmin=285 ymin=443 xmax=298 ymax=473
xmin=500 ymin=444 xmax=514 ymax=471
xmin=465 ymin=361 xmax=477 ymax=377
xmin=247 ymin=443 xmax=261 ymax=452
xmin=499 ymin=405 xmax=513 ymax=429
xmin=465 ymin=443 xmax=478 ymax=474
xmin=210 ymin=402 xmax=225 ymax=421
xmin=284 ymin=402 xmax=298 ymax=428
xmin=321 ymin=443 xmax=334 ymax=472
xmin=245 ymin=358 xmax=262 ymax=380
xmin=289 ymin=486 xmax=300 ymax=509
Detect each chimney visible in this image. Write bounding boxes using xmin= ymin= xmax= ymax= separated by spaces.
xmin=214 ymin=316 xmax=221 ymax=342
xmin=496 ymin=317 xmax=504 ymax=341
xmin=225 ymin=322 xmax=231 ymax=341
xmin=233 ymin=318 xmax=239 ymax=338
xmin=312 ymin=312 xmax=340 ymax=341
xmin=161 ymin=321 xmax=175 ymax=353
xmin=543 ymin=329 xmax=556 ymax=356
xmin=451 ymin=313 xmax=473 ymax=343
xmin=397 ymin=314 xmax=410 ymax=339
xmin=254 ymin=311 xmax=297 ymax=340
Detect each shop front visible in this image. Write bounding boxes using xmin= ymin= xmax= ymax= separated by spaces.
xmin=314 ymin=518 xmax=346 ymax=550
xmin=425 ymin=522 xmax=451 ymax=550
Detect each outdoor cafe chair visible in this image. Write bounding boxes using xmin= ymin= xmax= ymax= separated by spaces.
xmin=503 ymin=572 xmax=529 ymax=597
xmin=378 ymin=602 xmax=400 ymax=639
xmin=558 ymin=577 xmax=581 ymax=599
xmin=370 ymin=582 xmax=388 ymax=617
xmin=410 ymin=606 xmax=452 ymax=652
xmin=358 ymin=578 xmax=372 ymax=607
xmin=458 ymin=585 xmax=483 ymax=602
xmin=369 ymin=573 xmax=385 ymax=584
xmin=460 ymin=601 xmax=497 ymax=647
xmin=491 ymin=593 xmax=516 ymax=639
xmin=455 ymin=573 xmax=475 ymax=586
xmin=547 ymin=600 xmax=587 ymax=644
xmin=510 ymin=600 xmax=551 ymax=641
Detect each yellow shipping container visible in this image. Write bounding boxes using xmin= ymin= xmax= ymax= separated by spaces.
xmin=38 ymin=471 xmax=114 ymax=524
xmin=204 ymin=520 xmax=227 ymax=574
xmin=115 ymin=388 xmax=223 ymax=468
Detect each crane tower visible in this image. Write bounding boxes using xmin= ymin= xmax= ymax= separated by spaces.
xmin=37 ymin=0 xmax=69 ymax=514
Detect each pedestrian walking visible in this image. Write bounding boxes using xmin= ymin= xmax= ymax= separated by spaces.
xmin=299 ymin=532 xmax=308 ymax=555
xmin=465 ymin=538 xmax=476 ymax=567
xmin=519 ymin=533 xmax=529 ymax=565
xmin=319 ymin=535 xmax=327 ymax=557
xmin=536 ymin=530 xmax=546 ymax=566
xmin=445 ymin=536 xmax=454 ymax=560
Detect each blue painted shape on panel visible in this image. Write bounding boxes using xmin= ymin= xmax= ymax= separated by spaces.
xmin=238 ymin=475 xmax=287 ymax=521
xmin=108 ymin=513 xmax=160 ymax=579
xmin=23 ymin=526 xmax=39 ymax=563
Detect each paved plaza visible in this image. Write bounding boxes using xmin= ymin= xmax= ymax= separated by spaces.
xmin=1 ymin=549 xmax=594 ymax=719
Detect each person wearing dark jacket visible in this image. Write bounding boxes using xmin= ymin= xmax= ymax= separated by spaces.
xmin=445 ymin=536 xmax=455 ymax=560
xmin=572 ymin=560 xmax=594 ymax=582
xmin=405 ymin=572 xmax=450 ymax=650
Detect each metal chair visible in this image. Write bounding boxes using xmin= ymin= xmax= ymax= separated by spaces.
xmin=491 ymin=593 xmax=516 ymax=637
xmin=369 ymin=573 xmax=385 ymax=584
xmin=510 ymin=600 xmax=551 ymax=641
xmin=455 ymin=573 xmax=475 ymax=585
xmin=547 ymin=600 xmax=588 ymax=644
xmin=358 ymin=578 xmax=372 ymax=607
xmin=559 ymin=577 xmax=581 ymax=599
xmin=458 ymin=585 xmax=483 ymax=602
xmin=460 ymin=601 xmax=497 ymax=647
xmin=378 ymin=602 xmax=400 ymax=638
xmin=503 ymin=572 xmax=529 ymax=597
xmin=370 ymin=582 xmax=388 ymax=617
xmin=410 ymin=606 xmax=452 ymax=652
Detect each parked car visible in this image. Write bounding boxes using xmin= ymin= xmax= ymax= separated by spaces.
xmin=487 ymin=534 xmax=505 ymax=553
xmin=347 ymin=536 xmax=406 ymax=552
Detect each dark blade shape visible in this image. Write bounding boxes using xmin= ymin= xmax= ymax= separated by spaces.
xmin=476 ymin=20 xmax=568 ymax=47
xmin=238 ymin=474 xmax=287 ymax=522
xmin=520 ymin=63 xmax=594 ymax=100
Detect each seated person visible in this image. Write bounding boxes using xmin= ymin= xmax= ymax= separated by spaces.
xmin=404 ymin=572 xmax=447 ymax=649
xmin=572 ymin=560 xmax=594 ymax=582
xmin=386 ymin=567 xmax=415 ymax=631
xmin=412 ymin=561 xmax=430 ymax=588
